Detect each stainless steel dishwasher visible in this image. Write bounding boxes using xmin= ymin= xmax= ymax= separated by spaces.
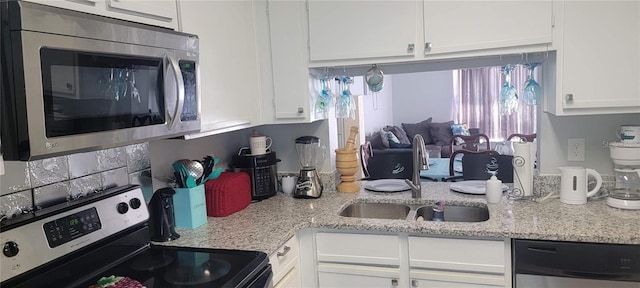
xmin=513 ymin=239 xmax=640 ymax=287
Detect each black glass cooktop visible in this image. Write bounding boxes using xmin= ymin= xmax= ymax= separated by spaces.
xmin=3 ymin=227 xmax=269 ymax=288
xmin=82 ymin=246 xmax=268 ymax=288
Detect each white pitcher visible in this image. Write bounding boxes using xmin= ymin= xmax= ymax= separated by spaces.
xmin=558 ymin=166 xmax=603 ymax=205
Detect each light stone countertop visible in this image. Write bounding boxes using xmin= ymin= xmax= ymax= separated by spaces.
xmin=158 ymin=182 xmax=640 ymax=255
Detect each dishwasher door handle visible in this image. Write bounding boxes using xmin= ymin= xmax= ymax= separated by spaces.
xmin=527 ymin=246 xmax=558 ymax=254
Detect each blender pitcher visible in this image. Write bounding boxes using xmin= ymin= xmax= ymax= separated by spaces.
xmin=294 ymin=136 xmax=326 ymax=198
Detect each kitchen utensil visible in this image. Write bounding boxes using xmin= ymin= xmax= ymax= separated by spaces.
xmin=449 ymin=180 xmax=508 ymax=195
xmin=175 ymin=159 xmax=204 ymax=180
xmin=249 ymin=134 xmax=272 ymax=155
xmin=365 ymin=65 xmax=384 ymax=92
xmin=499 ymin=65 xmax=518 ymax=115
xmin=364 ymin=179 xmax=410 ymax=193
xmin=558 ymin=166 xmax=603 ymax=205
xmin=172 ymin=162 xmax=197 ymax=188
xmin=523 ymin=63 xmax=542 ymax=106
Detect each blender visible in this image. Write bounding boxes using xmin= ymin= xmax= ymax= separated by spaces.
xmin=294 ymin=136 xmax=326 ymax=198
xmin=607 ymin=141 xmax=640 ymax=209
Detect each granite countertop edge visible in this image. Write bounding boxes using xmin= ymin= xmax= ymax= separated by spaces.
xmin=159 ymin=182 xmax=640 ymax=255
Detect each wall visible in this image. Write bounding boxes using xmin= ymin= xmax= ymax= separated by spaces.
xmin=391 ymin=70 xmax=455 ymax=124
xmin=362 ymin=75 xmax=394 ymax=136
xmin=538 ymin=112 xmax=640 ymax=175
xmin=0 ymin=143 xmax=151 ymax=218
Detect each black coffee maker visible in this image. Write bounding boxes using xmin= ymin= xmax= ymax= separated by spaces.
xmin=148 ymin=187 xmax=180 ymax=242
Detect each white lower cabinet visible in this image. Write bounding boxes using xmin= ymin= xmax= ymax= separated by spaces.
xmin=307 ymin=231 xmax=510 ymax=288
xmin=409 ymin=236 xmax=509 ymax=288
xmin=269 ymin=235 xmax=301 ymax=288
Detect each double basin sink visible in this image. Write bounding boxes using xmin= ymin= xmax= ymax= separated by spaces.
xmin=339 ymin=202 xmax=489 ymax=222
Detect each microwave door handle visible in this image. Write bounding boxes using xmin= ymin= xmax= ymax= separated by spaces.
xmin=165 ymin=54 xmax=185 ymax=130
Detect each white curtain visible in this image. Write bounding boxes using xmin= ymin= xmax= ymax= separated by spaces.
xmin=452 ymin=65 xmax=537 ymax=141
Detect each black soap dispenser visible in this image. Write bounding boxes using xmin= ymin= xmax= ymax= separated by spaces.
xmin=148 ymin=187 xmax=180 ymax=242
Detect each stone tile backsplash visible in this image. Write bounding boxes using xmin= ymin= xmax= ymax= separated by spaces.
xmin=0 ymin=143 xmax=152 ymax=219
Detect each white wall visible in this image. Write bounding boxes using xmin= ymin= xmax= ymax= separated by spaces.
xmin=362 ymin=75 xmax=394 ymax=136
xmin=391 ymin=70 xmax=455 ymax=124
xmin=538 ymin=112 xmax=640 ymax=176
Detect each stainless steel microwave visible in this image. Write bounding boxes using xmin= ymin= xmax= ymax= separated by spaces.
xmin=1 ymin=1 xmax=200 ymax=161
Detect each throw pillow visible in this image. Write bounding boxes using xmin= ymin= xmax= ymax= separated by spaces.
xmin=379 ymin=129 xmax=400 ymax=148
xmin=401 ymin=117 xmax=433 ymax=144
xmin=386 ymin=125 xmax=411 ymax=144
xmin=429 ymin=121 xmax=455 ymax=146
xmin=367 ymin=132 xmax=385 ymax=150
xmin=451 ymin=123 xmax=471 ymax=145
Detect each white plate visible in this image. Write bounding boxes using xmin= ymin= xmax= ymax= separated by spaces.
xmin=364 ymin=179 xmax=411 ymax=193
xmin=449 ymin=180 xmax=508 ymax=195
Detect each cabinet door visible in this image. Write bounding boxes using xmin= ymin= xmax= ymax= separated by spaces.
xmin=274 ymin=266 xmax=301 ymax=288
xmin=180 ymin=0 xmax=261 ymax=134
xmin=423 ymin=1 xmax=552 ymax=55
xmin=558 ymin=1 xmax=640 ymax=114
xmin=308 ymin=0 xmax=419 ymax=62
xmin=106 ymin=0 xmax=177 ymax=22
xmin=411 ymin=269 xmax=504 ymax=288
xmin=318 ymin=263 xmax=403 ymax=288
xmin=29 ymin=0 xmax=178 ymax=29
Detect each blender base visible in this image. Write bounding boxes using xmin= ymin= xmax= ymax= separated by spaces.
xmin=607 ymin=197 xmax=640 ymax=210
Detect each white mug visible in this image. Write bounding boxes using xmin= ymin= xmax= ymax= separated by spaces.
xmin=559 ymin=166 xmax=603 ymax=205
xmin=281 ymin=175 xmax=297 ymax=195
xmin=617 ymin=125 xmax=640 ymax=143
xmin=249 ymin=136 xmax=272 ymax=155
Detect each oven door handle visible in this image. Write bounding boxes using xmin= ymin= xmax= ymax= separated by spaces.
xmin=165 ymin=54 xmax=185 ymax=130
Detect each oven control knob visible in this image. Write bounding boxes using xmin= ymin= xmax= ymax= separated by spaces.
xmin=117 ymin=202 xmax=129 ymax=214
xmin=3 ymin=241 xmax=19 ymax=257
xmin=129 ymin=198 xmax=142 ymax=209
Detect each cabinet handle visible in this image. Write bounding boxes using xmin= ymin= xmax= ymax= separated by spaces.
xmin=407 ymin=43 xmax=415 ymax=53
xmin=564 ymin=94 xmax=573 ymax=103
xmin=425 ymin=42 xmax=432 ymax=54
xmin=276 ymin=245 xmax=291 ymax=257
xmin=411 ymin=279 xmax=419 ymax=287
xmin=297 ymin=107 xmax=304 ymax=114
xmin=391 ymin=279 xmax=399 ymax=287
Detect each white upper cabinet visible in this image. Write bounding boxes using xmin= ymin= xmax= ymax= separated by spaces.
xmin=548 ymin=1 xmax=640 ymax=115
xmin=28 ymin=0 xmax=178 ymax=29
xmin=180 ymin=0 xmax=261 ymax=136
xmin=423 ymin=0 xmax=553 ymax=56
xmin=307 ymin=0 xmax=419 ymax=63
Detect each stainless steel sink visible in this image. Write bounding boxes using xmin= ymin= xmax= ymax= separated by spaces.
xmin=415 ymin=204 xmax=489 ymax=222
xmin=339 ymin=203 xmax=411 ymax=220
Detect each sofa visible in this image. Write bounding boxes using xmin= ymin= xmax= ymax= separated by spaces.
xmin=363 ymin=118 xmax=479 ymax=179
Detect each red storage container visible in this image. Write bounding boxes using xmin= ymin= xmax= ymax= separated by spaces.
xmin=204 ymin=172 xmax=251 ymax=217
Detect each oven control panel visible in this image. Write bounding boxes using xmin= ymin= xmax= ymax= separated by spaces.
xmin=0 ymin=187 xmax=149 ymax=282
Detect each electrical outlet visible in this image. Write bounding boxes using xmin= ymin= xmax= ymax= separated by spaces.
xmin=568 ymin=138 xmax=585 ymax=161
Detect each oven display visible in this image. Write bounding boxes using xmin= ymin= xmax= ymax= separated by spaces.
xmin=43 ymin=207 xmax=102 ymax=248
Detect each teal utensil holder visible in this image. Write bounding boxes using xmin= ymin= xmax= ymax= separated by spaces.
xmin=173 ymin=185 xmax=207 ymax=229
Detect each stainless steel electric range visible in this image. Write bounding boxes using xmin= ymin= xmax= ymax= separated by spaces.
xmin=0 ymin=185 xmax=272 ymax=288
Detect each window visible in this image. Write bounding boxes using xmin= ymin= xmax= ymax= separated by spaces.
xmin=452 ymin=65 xmax=538 ymax=141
